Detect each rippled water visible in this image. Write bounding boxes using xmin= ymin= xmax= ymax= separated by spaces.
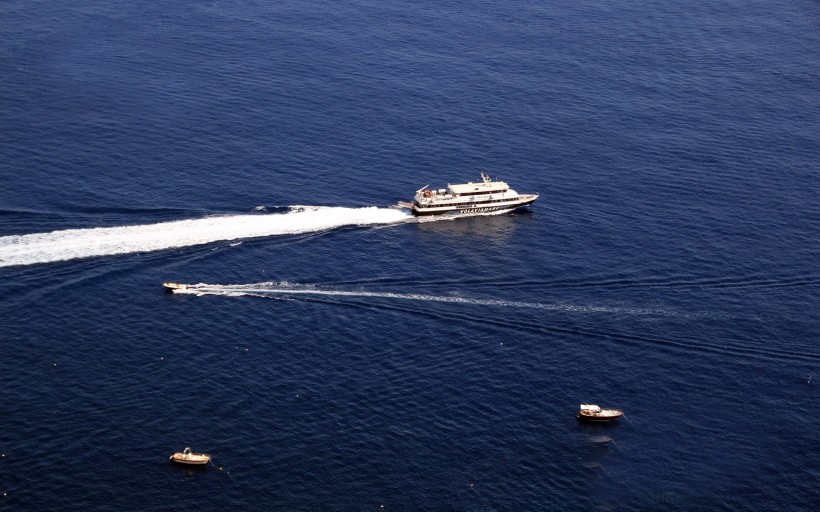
xmin=1 ymin=0 xmax=818 ymax=510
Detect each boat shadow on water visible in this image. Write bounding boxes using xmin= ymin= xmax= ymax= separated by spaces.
xmin=415 ymin=209 xmax=534 ymax=243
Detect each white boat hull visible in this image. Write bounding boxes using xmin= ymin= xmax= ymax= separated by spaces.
xmin=170 ymin=448 xmax=211 ymax=465
xmin=412 ymin=194 xmax=538 ymax=216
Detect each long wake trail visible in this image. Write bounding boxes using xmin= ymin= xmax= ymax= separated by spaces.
xmin=176 ymin=282 xmax=820 ymax=362
xmin=0 ymin=206 xmax=411 ymax=268
xmin=172 ymin=282 xmax=684 ymax=317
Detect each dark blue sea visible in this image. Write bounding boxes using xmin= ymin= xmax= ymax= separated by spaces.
xmin=1 ymin=0 xmax=818 ymax=510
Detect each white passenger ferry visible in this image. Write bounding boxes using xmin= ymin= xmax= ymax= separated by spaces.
xmin=401 ymin=173 xmax=538 ymax=216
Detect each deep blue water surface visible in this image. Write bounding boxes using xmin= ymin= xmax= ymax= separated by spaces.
xmin=1 ymin=0 xmax=819 ymax=510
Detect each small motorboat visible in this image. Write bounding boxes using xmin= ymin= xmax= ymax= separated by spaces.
xmin=577 ymin=404 xmax=623 ymax=422
xmin=169 ymin=447 xmax=211 ymax=466
xmin=163 ymin=282 xmax=188 ymax=292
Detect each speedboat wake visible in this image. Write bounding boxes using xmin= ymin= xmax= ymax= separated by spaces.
xmin=167 ymin=281 xmax=682 ymax=317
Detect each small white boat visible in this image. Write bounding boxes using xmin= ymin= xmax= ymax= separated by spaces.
xmin=169 ymin=447 xmax=211 ymax=466
xmin=163 ymin=282 xmax=188 ymax=292
xmin=577 ymin=404 xmax=623 ymax=422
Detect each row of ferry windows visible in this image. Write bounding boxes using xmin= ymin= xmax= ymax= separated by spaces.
xmin=460 ymin=190 xmax=506 ymax=196
xmin=425 ymin=190 xmax=506 ymax=198
xmin=416 ymin=198 xmax=513 ymax=208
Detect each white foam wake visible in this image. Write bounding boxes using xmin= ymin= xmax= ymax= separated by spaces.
xmin=173 ymin=282 xmax=680 ymax=317
xmin=0 ymin=207 xmax=412 ymax=268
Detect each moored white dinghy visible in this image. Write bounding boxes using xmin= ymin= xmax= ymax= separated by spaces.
xmin=577 ymin=404 xmax=623 ymax=422
xmin=169 ymin=447 xmax=211 ymax=466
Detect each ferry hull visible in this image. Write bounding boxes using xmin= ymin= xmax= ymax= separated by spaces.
xmin=412 ymin=197 xmax=537 ymax=216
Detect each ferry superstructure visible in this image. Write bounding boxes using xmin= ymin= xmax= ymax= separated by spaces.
xmin=405 ymin=173 xmax=538 ymax=216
